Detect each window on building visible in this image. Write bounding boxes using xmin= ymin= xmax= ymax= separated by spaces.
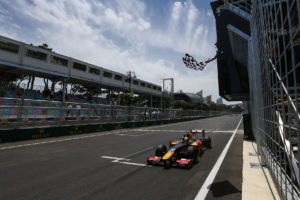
xmin=26 ymin=49 xmax=47 ymax=61
xmin=103 ymin=71 xmax=112 ymax=78
xmin=0 ymin=41 xmax=19 ymax=54
xmin=157 ymin=87 xmax=161 ymax=91
xmin=147 ymin=84 xmax=152 ymax=88
xmin=114 ymin=74 xmax=123 ymax=81
xmin=133 ymin=80 xmax=139 ymax=85
xmin=141 ymin=82 xmax=146 ymax=87
xmin=51 ymin=56 xmax=68 ymax=67
xmin=89 ymin=67 xmax=100 ymax=75
xmin=73 ymin=62 xmax=86 ymax=71
xmin=153 ymin=86 xmax=157 ymax=90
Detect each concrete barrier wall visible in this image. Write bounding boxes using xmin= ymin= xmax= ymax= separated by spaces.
xmin=0 ymin=117 xmax=206 ymax=143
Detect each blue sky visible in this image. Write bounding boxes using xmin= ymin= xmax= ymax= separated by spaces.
xmin=0 ymin=0 xmax=226 ymax=102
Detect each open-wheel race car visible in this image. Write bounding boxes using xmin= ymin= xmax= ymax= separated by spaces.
xmin=147 ymin=129 xmax=211 ymax=169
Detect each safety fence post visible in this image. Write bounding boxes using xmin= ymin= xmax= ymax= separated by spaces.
xmin=17 ymin=97 xmax=24 ymax=122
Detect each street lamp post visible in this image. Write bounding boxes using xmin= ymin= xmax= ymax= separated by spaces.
xmin=162 ymin=78 xmax=174 ymax=119
xmin=126 ymin=71 xmax=136 ymax=121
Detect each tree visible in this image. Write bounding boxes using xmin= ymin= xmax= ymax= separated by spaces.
xmin=30 ymin=76 xmax=35 ymax=90
xmin=16 ymin=74 xmax=27 ymax=88
xmin=25 ymin=75 xmax=36 ymax=90
xmin=209 ymin=103 xmax=217 ymax=111
xmin=231 ymin=105 xmax=244 ymax=113
xmin=43 ymin=78 xmax=49 ymax=89
xmin=0 ymin=73 xmax=25 ymax=87
xmin=70 ymin=83 xmax=87 ymax=95
xmin=120 ymin=93 xmax=130 ymax=105
xmin=50 ymin=79 xmax=58 ymax=92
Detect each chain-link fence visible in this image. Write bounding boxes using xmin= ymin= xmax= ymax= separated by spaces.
xmin=249 ymin=0 xmax=300 ymax=199
xmin=0 ymin=97 xmax=229 ymax=124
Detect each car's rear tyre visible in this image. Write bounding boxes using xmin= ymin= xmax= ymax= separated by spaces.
xmin=199 ymin=145 xmax=203 ymax=156
xmin=155 ymin=144 xmax=167 ymax=157
xmin=207 ymin=137 xmax=212 ymax=148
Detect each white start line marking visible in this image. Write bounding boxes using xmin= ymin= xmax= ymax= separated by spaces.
xmin=0 ymin=130 xmax=125 ymax=150
xmin=114 ymin=134 xmax=138 ymax=136
xmin=135 ymin=129 xmax=235 ymax=133
xmin=0 ymin=127 xmax=235 ymax=150
xmin=101 ymin=156 xmax=149 ymax=167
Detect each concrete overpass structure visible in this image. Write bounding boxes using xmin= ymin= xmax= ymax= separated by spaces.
xmin=0 ymin=35 xmax=162 ymax=96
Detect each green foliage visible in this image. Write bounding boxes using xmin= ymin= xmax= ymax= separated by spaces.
xmin=209 ymin=103 xmax=217 ymax=111
xmin=120 ymin=93 xmax=130 ymax=105
xmin=174 ymin=101 xmax=195 ymax=110
xmin=230 ymin=105 xmax=244 ymax=113
xmin=0 ymin=87 xmax=6 ymax=96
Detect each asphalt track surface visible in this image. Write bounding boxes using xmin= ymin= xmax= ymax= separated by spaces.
xmin=0 ymin=115 xmax=243 ymax=200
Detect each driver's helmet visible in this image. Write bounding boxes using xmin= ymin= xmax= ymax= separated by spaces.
xmin=183 ymin=135 xmax=190 ymax=143
xmin=187 ymin=131 xmax=193 ymax=139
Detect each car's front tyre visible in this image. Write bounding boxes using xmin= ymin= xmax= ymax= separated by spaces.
xmin=155 ymin=144 xmax=167 ymax=157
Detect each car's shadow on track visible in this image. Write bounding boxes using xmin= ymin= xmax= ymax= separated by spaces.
xmin=209 ymin=180 xmax=241 ymax=197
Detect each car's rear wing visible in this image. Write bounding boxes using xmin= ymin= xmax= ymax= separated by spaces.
xmin=191 ymin=129 xmax=207 ymax=139
xmin=191 ymin=129 xmax=205 ymax=133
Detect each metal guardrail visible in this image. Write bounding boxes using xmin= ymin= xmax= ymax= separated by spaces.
xmin=223 ymin=0 xmax=252 ymax=20
xmin=0 ymin=97 xmax=228 ymax=123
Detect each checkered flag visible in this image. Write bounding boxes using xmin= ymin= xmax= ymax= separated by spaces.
xmin=182 ymin=53 xmax=217 ymax=71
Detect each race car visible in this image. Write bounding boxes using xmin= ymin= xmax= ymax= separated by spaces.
xmin=147 ymin=129 xmax=211 ymax=169
xmin=191 ymin=129 xmax=212 ymax=148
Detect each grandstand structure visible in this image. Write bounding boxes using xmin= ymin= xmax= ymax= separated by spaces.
xmin=0 ymin=35 xmax=183 ymax=124
xmin=0 ymin=35 xmax=229 ymax=125
xmin=0 ymin=35 xmax=162 ymax=100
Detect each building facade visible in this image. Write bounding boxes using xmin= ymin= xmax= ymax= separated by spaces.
xmin=216 ymin=97 xmax=223 ymax=105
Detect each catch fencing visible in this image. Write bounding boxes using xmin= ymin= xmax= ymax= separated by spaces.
xmin=248 ymin=0 xmax=300 ymax=199
xmin=0 ymin=97 xmax=227 ymax=123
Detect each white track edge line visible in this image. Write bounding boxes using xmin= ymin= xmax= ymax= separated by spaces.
xmin=0 ymin=132 xmax=112 ymax=150
xmin=194 ymin=117 xmax=243 ymax=200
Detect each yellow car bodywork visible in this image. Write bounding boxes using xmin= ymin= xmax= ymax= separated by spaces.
xmin=162 ymin=151 xmax=174 ymax=160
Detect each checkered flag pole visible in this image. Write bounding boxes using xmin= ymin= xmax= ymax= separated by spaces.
xmin=182 ymin=53 xmax=217 ymax=71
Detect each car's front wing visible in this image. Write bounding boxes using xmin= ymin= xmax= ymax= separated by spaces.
xmin=147 ymin=156 xmax=194 ymax=168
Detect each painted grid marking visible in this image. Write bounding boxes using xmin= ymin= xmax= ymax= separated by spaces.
xmin=0 ymin=128 xmax=234 ymax=150
xmin=101 ymin=156 xmax=149 ymax=167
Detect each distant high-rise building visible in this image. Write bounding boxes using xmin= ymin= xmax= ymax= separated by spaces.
xmin=216 ymin=97 xmax=223 ymax=105
xmin=206 ymin=95 xmax=212 ymax=104
xmin=196 ymin=90 xmax=203 ymax=103
xmin=203 ymin=95 xmax=212 ymax=104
